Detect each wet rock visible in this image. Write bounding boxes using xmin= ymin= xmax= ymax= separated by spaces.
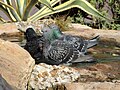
xmin=29 ymin=63 xmax=80 ymax=89
xmin=0 ymin=39 xmax=35 ymax=90
xmin=65 ymin=82 xmax=120 ymax=90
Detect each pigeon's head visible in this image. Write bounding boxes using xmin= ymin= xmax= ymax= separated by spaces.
xmin=25 ymin=26 xmax=37 ymax=41
xmin=41 ymin=26 xmax=55 ymax=42
xmin=41 ymin=24 xmax=63 ymax=42
xmin=49 ymin=24 xmax=59 ymax=30
xmin=49 ymin=24 xmax=63 ymax=38
xmin=49 ymin=24 xmax=62 ymax=33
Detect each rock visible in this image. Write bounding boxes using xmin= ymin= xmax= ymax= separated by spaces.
xmin=0 ymin=23 xmax=20 ymax=36
xmin=69 ymin=23 xmax=92 ymax=30
xmin=78 ymin=69 xmax=108 ymax=82
xmin=0 ymin=39 xmax=35 ymax=90
xmin=1 ymin=22 xmax=120 ymax=46
xmin=65 ymin=82 xmax=120 ymax=90
xmin=65 ymin=24 xmax=120 ymax=46
xmin=0 ymin=74 xmax=13 ymax=90
xmin=29 ymin=63 xmax=80 ymax=90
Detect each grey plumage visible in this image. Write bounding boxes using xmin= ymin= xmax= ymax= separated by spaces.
xmin=49 ymin=24 xmax=99 ymax=53
xmin=41 ymin=24 xmax=99 ymax=65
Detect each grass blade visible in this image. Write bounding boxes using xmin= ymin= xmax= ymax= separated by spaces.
xmin=29 ymin=0 xmax=109 ymax=21
xmin=0 ymin=0 xmax=21 ymax=21
xmin=38 ymin=0 xmax=53 ymax=11
xmin=3 ymin=0 xmax=16 ymax=21
xmin=0 ymin=5 xmax=13 ymax=21
xmin=28 ymin=0 xmax=60 ymax=21
xmin=15 ymin=0 xmax=26 ymax=18
xmin=0 ymin=16 xmax=6 ymax=22
xmin=22 ymin=0 xmax=38 ymax=21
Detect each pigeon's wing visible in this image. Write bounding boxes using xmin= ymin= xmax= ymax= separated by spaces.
xmin=45 ymin=40 xmax=84 ymax=65
xmin=38 ymin=36 xmax=45 ymax=52
xmin=24 ymin=39 xmax=44 ymax=63
xmin=24 ymin=40 xmax=39 ymax=53
xmin=62 ymin=35 xmax=88 ymax=53
xmin=46 ymin=40 xmax=72 ymax=64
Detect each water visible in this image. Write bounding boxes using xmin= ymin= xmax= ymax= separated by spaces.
xmin=1 ymin=35 xmax=120 ymax=81
xmin=0 ymin=35 xmax=26 ymax=47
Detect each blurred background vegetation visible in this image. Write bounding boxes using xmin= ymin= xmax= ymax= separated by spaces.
xmin=72 ymin=0 xmax=120 ymax=30
xmin=0 ymin=0 xmax=119 ymax=30
xmin=50 ymin=0 xmax=120 ymax=30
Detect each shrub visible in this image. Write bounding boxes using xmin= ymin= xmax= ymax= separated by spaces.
xmin=0 ymin=0 xmax=107 ymax=22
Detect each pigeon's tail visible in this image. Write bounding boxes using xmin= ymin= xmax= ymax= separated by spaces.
xmin=87 ymin=35 xmax=100 ymax=49
xmin=70 ymin=55 xmax=95 ymax=63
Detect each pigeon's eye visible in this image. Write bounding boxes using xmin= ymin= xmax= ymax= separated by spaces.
xmin=42 ymin=30 xmax=47 ymax=33
xmin=50 ymin=26 xmax=56 ymax=29
xmin=44 ymin=30 xmax=47 ymax=32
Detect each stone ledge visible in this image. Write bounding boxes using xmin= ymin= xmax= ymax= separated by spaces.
xmin=65 ymin=82 xmax=120 ymax=90
xmin=0 ymin=39 xmax=35 ymax=90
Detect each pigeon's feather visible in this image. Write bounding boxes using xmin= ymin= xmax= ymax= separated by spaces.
xmin=24 ymin=24 xmax=99 ymax=65
xmin=24 ymin=27 xmax=44 ymax=64
xmin=43 ymin=40 xmax=82 ymax=65
xmin=41 ymin=24 xmax=99 ymax=65
xmin=49 ymin=24 xmax=99 ymax=53
xmin=60 ymin=35 xmax=88 ymax=53
xmin=86 ymin=35 xmax=99 ymax=49
xmin=70 ymin=55 xmax=95 ymax=63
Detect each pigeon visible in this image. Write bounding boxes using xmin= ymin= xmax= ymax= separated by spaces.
xmin=24 ymin=26 xmax=44 ymax=64
xmin=46 ymin=24 xmax=99 ymax=54
xmin=41 ymin=26 xmax=98 ymax=65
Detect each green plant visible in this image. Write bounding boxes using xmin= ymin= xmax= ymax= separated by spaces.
xmin=0 ymin=0 xmax=52 ymax=22
xmin=71 ymin=0 xmax=120 ymax=30
xmin=89 ymin=0 xmax=120 ymax=30
xmin=0 ymin=0 xmax=108 ymax=22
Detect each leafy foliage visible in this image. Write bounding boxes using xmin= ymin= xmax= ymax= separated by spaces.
xmin=0 ymin=0 xmax=51 ymax=21
xmin=71 ymin=0 xmax=120 ymax=30
xmin=0 ymin=0 xmax=107 ymax=22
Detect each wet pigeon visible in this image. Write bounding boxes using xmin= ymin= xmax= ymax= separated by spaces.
xmin=41 ymin=26 xmax=98 ymax=65
xmin=24 ymin=26 xmax=44 ymax=64
xmin=47 ymin=24 xmax=99 ymax=54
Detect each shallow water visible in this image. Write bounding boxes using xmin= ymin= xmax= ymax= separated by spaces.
xmin=1 ymin=35 xmax=120 ymax=64
xmin=1 ymin=35 xmax=120 ymax=81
